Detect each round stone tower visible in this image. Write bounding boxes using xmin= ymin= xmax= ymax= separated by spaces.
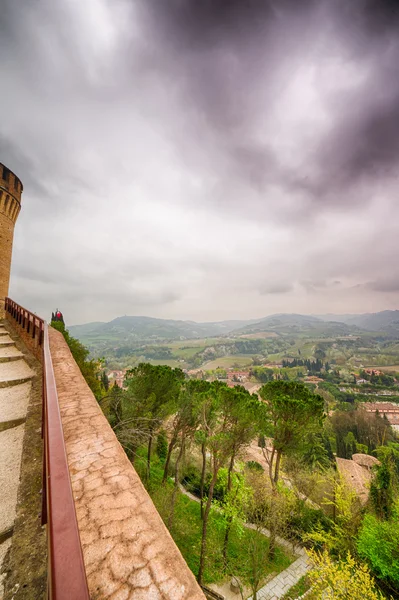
xmin=0 ymin=163 xmax=23 ymax=317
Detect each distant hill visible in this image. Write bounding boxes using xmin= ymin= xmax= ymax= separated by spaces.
xmin=231 ymin=313 xmax=358 ymax=337
xmin=318 ymin=310 xmax=399 ymax=335
xmin=69 ymin=312 xmax=366 ymax=348
xmin=69 ymin=315 xmax=258 ymax=344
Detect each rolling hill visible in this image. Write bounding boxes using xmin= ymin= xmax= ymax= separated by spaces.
xmin=68 ymin=312 xmax=367 ymax=348
xmin=68 ymin=315 xmax=258 ymax=344
xmin=231 ymin=313 xmax=360 ymax=337
xmin=318 ymin=310 xmax=399 ymax=335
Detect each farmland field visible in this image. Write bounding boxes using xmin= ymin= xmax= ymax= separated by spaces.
xmin=239 ymin=332 xmax=278 ymax=339
xmin=202 ymin=355 xmax=254 ymax=370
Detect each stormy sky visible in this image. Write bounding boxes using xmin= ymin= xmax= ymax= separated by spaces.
xmin=1 ymin=0 xmax=399 ymax=324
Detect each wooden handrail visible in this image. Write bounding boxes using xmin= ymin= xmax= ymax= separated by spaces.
xmin=4 ymin=298 xmax=90 ymax=600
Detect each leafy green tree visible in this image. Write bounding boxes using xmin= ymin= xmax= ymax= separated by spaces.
xmin=375 ymin=443 xmax=399 ymax=487
xmin=219 ymin=385 xmax=261 ymax=565
xmin=100 ymin=370 xmax=109 ymax=391
xmin=308 ymin=550 xmax=386 ymax=600
xmin=301 ymin=430 xmax=332 ymax=469
xmin=357 ymin=511 xmax=399 ymax=594
xmin=196 ymin=381 xmax=223 ymax=520
xmin=305 ymin=478 xmax=363 ymax=558
xmin=162 ymin=379 xmax=208 ymax=483
xmin=250 ymin=367 xmax=274 ymax=383
xmin=126 ymin=363 xmax=184 ymax=480
xmin=344 ymin=431 xmax=357 ymax=458
xmin=156 ymin=429 xmax=168 ymax=460
xmin=370 ymin=460 xmax=394 ymax=520
xmin=197 ymin=382 xmax=258 ymax=584
xmin=246 ymin=470 xmax=294 ymax=561
xmin=259 ymin=381 xmax=324 ymax=487
xmin=109 ymin=382 xmax=123 ymax=427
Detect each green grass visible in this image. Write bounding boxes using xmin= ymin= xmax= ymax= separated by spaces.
xmin=133 ymin=448 xmax=293 ymax=586
xmin=167 ymin=338 xmax=229 ymax=349
xmin=281 ymin=575 xmax=312 ymax=599
xmin=173 ymin=347 xmax=205 ymax=359
xmin=202 ymin=355 xmax=254 ymax=370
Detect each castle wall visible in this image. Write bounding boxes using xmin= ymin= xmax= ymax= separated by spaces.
xmin=0 ymin=165 xmax=23 ymax=317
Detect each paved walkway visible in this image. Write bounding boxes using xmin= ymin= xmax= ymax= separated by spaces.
xmin=178 ymin=484 xmax=310 ymax=600
xmin=0 ymin=321 xmax=34 ymax=598
xmin=254 ymin=554 xmax=310 ymax=600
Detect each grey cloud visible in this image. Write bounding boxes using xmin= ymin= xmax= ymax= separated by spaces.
xmin=0 ymin=137 xmax=50 ymax=199
xmin=364 ymin=278 xmax=399 ymax=293
xmin=259 ymin=283 xmax=293 ymax=295
xmin=300 ymin=280 xmax=328 ymax=293
xmin=1 ymin=0 xmax=399 ymax=322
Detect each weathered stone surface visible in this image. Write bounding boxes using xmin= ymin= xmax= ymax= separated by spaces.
xmin=0 ymin=424 xmax=24 ymax=534
xmin=0 ymin=381 xmax=30 ymax=422
xmin=0 ymin=345 xmax=24 ymax=361
xmin=0 ymin=360 xmax=34 ymax=386
xmin=49 ymin=327 xmax=205 ymax=600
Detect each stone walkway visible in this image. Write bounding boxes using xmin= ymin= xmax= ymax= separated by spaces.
xmin=178 ymin=484 xmax=310 ymax=600
xmin=0 ymin=321 xmax=34 ymax=598
xmin=254 ymin=555 xmax=310 ymax=600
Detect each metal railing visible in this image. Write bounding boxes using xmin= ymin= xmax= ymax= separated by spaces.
xmin=4 ymin=297 xmax=44 ymax=351
xmin=4 ymin=298 xmax=90 ymax=600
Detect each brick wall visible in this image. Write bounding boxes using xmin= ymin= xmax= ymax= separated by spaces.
xmin=0 ymin=164 xmax=22 ymax=318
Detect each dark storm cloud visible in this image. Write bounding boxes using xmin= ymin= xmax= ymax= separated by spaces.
xmin=137 ymin=0 xmax=399 ymax=213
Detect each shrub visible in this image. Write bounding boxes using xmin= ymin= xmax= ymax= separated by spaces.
xmin=246 ymin=460 xmax=264 ymax=472
xmin=156 ymin=429 xmax=168 ymax=459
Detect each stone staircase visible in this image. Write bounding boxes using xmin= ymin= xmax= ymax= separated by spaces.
xmin=0 ymin=321 xmax=35 ymax=598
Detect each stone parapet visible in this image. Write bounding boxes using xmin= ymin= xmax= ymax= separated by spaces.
xmin=48 ymin=327 xmax=205 ymax=600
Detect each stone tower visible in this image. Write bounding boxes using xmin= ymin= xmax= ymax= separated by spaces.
xmin=0 ymin=163 xmax=23 ymax=317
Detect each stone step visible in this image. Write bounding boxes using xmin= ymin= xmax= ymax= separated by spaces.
xmin=0 ymin=383 xmax=31 ymax=423
xmin=0 ymin=361 xmax=35 ymax=389
xmin=0 ymin=328 xmax=8 ymax=336
xmin=0 ymin=336 xmax=14 ymax=347
xmin=0 ymin=424 xmax=25 ymax=534
xmin=0 ymin=346 xmax=24 ymax=363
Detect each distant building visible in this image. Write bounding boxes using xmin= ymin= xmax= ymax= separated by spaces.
xmin=227 ymin=370 xmax=249 ymax=382
xmin=364 ymin=368 xmax=383 ymax=376
xmin=363 ymin=402 xmax=399 ymax=431
xmin=108 ymin=369 xmax=127 ymax=388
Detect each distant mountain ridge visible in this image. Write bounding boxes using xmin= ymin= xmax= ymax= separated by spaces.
xmin=69 ymin=315 xmax=260 ymax=343
xmin=68 ymin=310 xmax=399 ymax=346
xmin=317 ymin=310 xmax=399 ymax=335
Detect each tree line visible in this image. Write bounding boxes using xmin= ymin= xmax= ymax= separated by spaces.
xmin=281 ymin=357 xmax=330 ymax=372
